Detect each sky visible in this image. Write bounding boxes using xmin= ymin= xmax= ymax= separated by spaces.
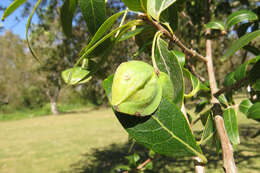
xmin=0 ymin=0 xmax=38 ymax=39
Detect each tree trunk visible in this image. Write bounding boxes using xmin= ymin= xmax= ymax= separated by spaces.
xmin=46 ymin=88 xmax=60 ymax=115
xmin=50 ymin=96 xmax=59 ymax=115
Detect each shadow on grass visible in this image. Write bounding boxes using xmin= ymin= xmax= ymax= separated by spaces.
xmin=62 ymin=125 xmax=260 ymax=173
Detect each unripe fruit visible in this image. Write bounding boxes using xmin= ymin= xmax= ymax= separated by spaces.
xmin=111 ymin=61 xmax=162 ymax=116
xmin=158 ymin=72 xmax=174 ymax=101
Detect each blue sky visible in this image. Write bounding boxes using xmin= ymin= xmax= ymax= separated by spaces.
xmin=0 ymin=0 xmax=38 ymax=39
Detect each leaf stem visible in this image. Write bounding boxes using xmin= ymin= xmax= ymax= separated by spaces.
xmin=115 ymin=8 xmax=128 ymax=37
xmin=26 ymin=0 xmax=43 ymax=64
xmin=151 ymin=31 xmax=162 ymax=73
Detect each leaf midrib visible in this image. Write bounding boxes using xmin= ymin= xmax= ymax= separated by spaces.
xmin=152 ymin=115 xmax=207 ymax=163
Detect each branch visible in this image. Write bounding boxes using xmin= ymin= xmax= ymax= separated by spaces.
xmin=214 ymin=77 xmax=249 ymax=98
xmin=214 ymin=115 xmax=237 ymax=173
xmin=140 ymin=14 xmax=208 ymax=63
xmin=137 ymin=158 xmax=151 ymax=170
xmin=204 ymin=1 xmax=237 ymax=172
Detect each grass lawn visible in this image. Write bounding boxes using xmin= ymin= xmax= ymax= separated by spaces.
xmin=0 ymin=105 xmax=260 ymax=173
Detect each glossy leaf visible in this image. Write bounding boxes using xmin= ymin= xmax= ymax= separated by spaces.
xmin=1 ymin=0 xmax=26 ymax=21
xmin=218 ymin=94 xmax=229 ymax=107
xmin=147 ymin=0 xmax=177 ymax=21
xmin=171 ymin=50 xmax=185 ymax=67
xmin=79 ymin=11 xmax=125 ymax=56
xmin=103 ymin=76 xmax=206 ymax=162
xmin=247 ymin=102 xmax=260 ymax=120
xmin=223 ymin=56 xmax=260 ymax=86
xmin=199 ymin=114 xmax=215 ymax=145
xmin=60 ymin=0 xmax=77 ymax=37
xmin=79 ymin=0 xmax=106 ymax=36
xmin=160 ymin=3 xmax=178 ymax=31
xmin=239 ymin=99 xmax=253 ymax=115
xmin=122 ymin=0 xmax=147 ymax=12
xmin=205 ymin=21 xmax=225 ymax=31
xmin=226 ymin=10 xmax=258 ymax=29
xmin=183 ymin=68 xmax=200 ymax=98
xmin=118 ymin=27 xmax=145 ymax=42
xmin=222 ymin=30 xmax=260 ymax=61
xmin=76 ymin=19 xmax=143 ymax=66
xmin=223 ymin=108 xmax=240 ymax=145
xmin=103 ymin=74 xmax=114 ymax=103
xmin=26 ymin=0 xmax=43 ymax=64
xmin=155 ymin=37 xmax=184 ymax=107
xmin=61 ymin=67 xmax=90 ymax=85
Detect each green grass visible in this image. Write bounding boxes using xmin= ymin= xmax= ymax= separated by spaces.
xmin=0 ymin=103 xmax=94 ymax=121
xmin=0 ymin=108 xmax=128 ymax=173
xmin=0 ymin=104 xmax=259 ymax=172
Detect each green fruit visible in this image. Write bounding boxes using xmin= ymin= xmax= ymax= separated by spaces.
xmin=111 ymin=61 xmax=162 ymax=116
xmin=159 ymin=72 xmax=174 ymax=101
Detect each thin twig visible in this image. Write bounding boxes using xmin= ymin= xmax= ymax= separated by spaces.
xmin=140 ymin=15 xmax=208 ymax=63
xmin=137 ymin=158 xmax=151 ymax=170
xmin=191 ymin=116 xmax=201 ymax=127
xmin=214 ymin=77 xmax=249 ymax=98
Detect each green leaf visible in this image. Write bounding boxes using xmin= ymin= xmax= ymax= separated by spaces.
xmin=118 ymin=27 xmax=145 ymax=42
xmin=253 ymin=79 xmax=260 ymax=91
xmin=1 ymin=0 xmax=27 ymax=21
xmin=61 ymin=67 xmax=91 ymax=85
xmin=147 ymin=0 xmax=177 ymax=21
xmin=223 ymin=108 xmax=240 ymax=145
xmin=247 ymin=102 xmax=260 ymax=120
xmin=122 ymin=0 xmax=147 ymax=12
xmin=183 ymin=68 xmax=200 ymax=98
xmin=199 ymin=114 xmax=215 ymax=145
xmin=103 ymin=76 xmax=206 ymax=162
xmin=249 ymin=57 xmax=260 ymax=83
xmin=79 ymin=11 xmax=125 ymax=56
xmin=205 ymin=21 xmax=225 ymax=31
xmin=76 ymin=19 xmax=143 ymax=66
xmin=239 ymin=99 xmax=253 ymax=115
xmin=79 ymin=0 xmax=106 ymax=36
xmin=222 ymin=30 xmax=260 ymax=61
xmin=218 ymin=94 xmax=229 ymax=107
xmin=223 ymin=56 xmax=260 ymax=86
xmin=103 ymin=74 xmax=114 ymax=103
xmin=226 ymin=10 xmax=258 ymax=29
xmin=26 ymin=0 xmax=43 ymax=64
xmin=160 ymin=3 xmax=179 ymax=31
xmin=171 ymin=50 xmax=185 ymax=67
xmin=60 ymin=0 xmax=77 ymax=37
xmin=126 ymin=153 xmax=140 ymax=166
xmin=155 ymin=37 xmax=184 ymax=107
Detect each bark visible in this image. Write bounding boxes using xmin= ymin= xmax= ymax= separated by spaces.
xmin=46 ymin=88 xmax=60 ymax=115
xmin=50 ymin=96 xmax=59 ymax=115
xmin=205 ymin=1 xmax=237 ymax=172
